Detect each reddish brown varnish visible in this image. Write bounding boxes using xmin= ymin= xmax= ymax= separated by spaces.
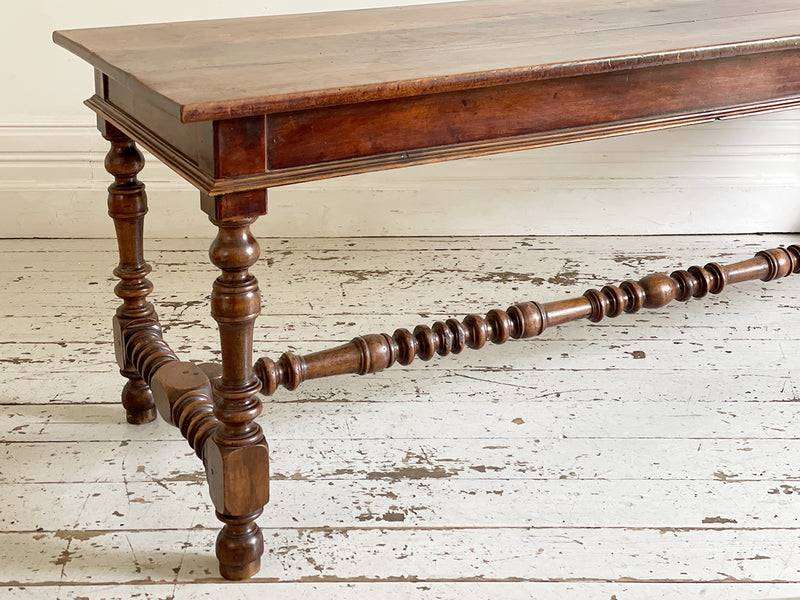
xmin=54 ymin=0 xmax=800 ymax=584
xmin=103 ymin=126 xmax=159 ymax=425
xmin=255 ymin=247 xmax=800 ymax=394
xmin=267 ymin=50 xmax=800 ymax=169
xmin=206 ymin=217 xmax=269 ymax=580
xmin=55 ymin=0 xmax=800 ymax=218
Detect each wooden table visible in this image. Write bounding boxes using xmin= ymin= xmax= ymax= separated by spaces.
xmin=54 ymin=0 xmax=800 ymax=581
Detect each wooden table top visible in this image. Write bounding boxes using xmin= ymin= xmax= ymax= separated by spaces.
xmin=54 ymin=0 xmax=800 ymax=123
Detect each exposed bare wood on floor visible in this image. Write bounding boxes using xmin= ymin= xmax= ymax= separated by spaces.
xmin=2 ymin=235 xmax=800 ymax=598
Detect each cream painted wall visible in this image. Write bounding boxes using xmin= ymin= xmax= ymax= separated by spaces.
xmin=1 ymin=1 xmax=799 ymax=238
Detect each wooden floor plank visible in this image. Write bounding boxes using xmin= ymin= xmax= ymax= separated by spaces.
xmin=7 ymin=582 xmax=800 ymax=600
xmin=3 ymin=235 xmax=800 ymax=595
xmin=4 ymin=367 xmax=799 ymax=405
xmin=0 ymin=233 xmax=785 ymax=255
xmin=4 ymin=399 xmax=800 ymax=442
xmin=7 ymin=251 xmax=796 ymax=301
xmin=4 ymin=438 xmax=800 ymax=484
xmin=3 ymin=479 xmax=799 ymax=532
xmin=2 ymin=338 xmax=799 ymax=376
xmin=4 ymin=528 xmax=799 ymax=585
xmin=5 ymin=292 xmax=800 ymax=341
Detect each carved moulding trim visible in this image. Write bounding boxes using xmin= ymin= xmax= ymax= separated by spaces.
xmin=86 ymin=94 xmax=800 ymax=195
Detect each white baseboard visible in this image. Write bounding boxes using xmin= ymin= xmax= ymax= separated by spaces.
xmin=1 ymin=112 xmax=799 ymax=238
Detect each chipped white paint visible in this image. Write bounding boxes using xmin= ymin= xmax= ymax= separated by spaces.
xmin=2 ymin=235 xmax=800 ymax=598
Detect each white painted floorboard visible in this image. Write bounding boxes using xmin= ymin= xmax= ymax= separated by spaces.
xmin=2 ymin=235 xmax=800 ymax=599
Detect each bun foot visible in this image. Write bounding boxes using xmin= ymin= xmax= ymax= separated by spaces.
xmin=216 ymin=513 xmax=264 ymax=580
xmin=121 ymin=377 xmax=157 ymax=424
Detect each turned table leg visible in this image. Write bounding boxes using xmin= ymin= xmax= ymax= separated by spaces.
xmin=102 ymin=123 xmax=158 ymax=424
xmin=205 ymin=216 xmax=270 ymax=580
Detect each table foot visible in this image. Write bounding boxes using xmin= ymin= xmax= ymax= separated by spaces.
xmin=121 ymin=377 xmax=157 ymax=424
xmin=216 ymin=511 xmax=264 ymax=580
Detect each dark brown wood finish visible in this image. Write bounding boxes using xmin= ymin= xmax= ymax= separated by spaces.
xmin=100 ymin=70 xmax=216 ymax=174
xmin=255 ymin=247 xmax=800 ymax=395
xmin=206 ymin=217 xmax=269 ymax=580
xmin=54 ymin=0 xmax=800 ymax=583
xmin=86 ymin=91 xmax=800 ymax=197
xmin=200 ymin=190 xmax=268 ymax=222
xmin=121 ymin=322 xmax=222 ymax=459
xmin=268 ymin=49 xmax=800 ymax=168
xmin=102 ymin=123 xmax=159 ymax=425
xmin=55 ymin=0 xmax=800 ymax=214
xmin=201 ymin=117 xmax=268 ymax=220
xmin=54 ymin=0 xmax=800 ymax=120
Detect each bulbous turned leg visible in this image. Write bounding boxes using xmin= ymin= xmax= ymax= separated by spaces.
xmin=120 ymin=377 xmax=156 ymax=425
xmin=216 ymin=511 xmax=265 ymax=580
xmin=102 ymin=122 xmax=158 ymax=424
xmin=205 ymin=215 xmax=270 ymax=580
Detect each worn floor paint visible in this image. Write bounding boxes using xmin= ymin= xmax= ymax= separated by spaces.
xmin=1 ymin=235 xmax=800 ymax=599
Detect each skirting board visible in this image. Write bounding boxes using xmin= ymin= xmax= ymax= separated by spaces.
xmin=1 ymin=111 xmax=799 ymax=238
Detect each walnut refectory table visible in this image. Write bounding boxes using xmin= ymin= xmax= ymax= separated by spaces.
xmin=54 ymin=0 xmax=800 ymax=581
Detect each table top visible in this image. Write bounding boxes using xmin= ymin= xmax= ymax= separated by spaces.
xmin=54 ymin=0 xmax=800 ymax=123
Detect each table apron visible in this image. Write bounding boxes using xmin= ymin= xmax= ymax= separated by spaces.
xmin=269 ymin=49 xmax=800 ymax=169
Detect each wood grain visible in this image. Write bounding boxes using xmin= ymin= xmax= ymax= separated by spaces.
xmin=85 ymin=80 xmax=800 ymax=195
xmin=102 ymin=126 xmax=160 ymax=425
xmin=56 ymin=0 xmax=800 ymax=213
xmin=268 ymin=50 xmax=800 ymax=168
xmin=53 ymin=0 xmax=800 ymax=121
xmin=4 ymin=528 xmax=800 ymax=584
xmin=7 ymin=583 xmax=800 ymax=599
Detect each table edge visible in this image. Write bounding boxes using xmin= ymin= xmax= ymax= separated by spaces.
xmin=54 ymin=28 xmax=800 ymax=123
xmin=179 ymin=38 xmax=800 ymax=122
